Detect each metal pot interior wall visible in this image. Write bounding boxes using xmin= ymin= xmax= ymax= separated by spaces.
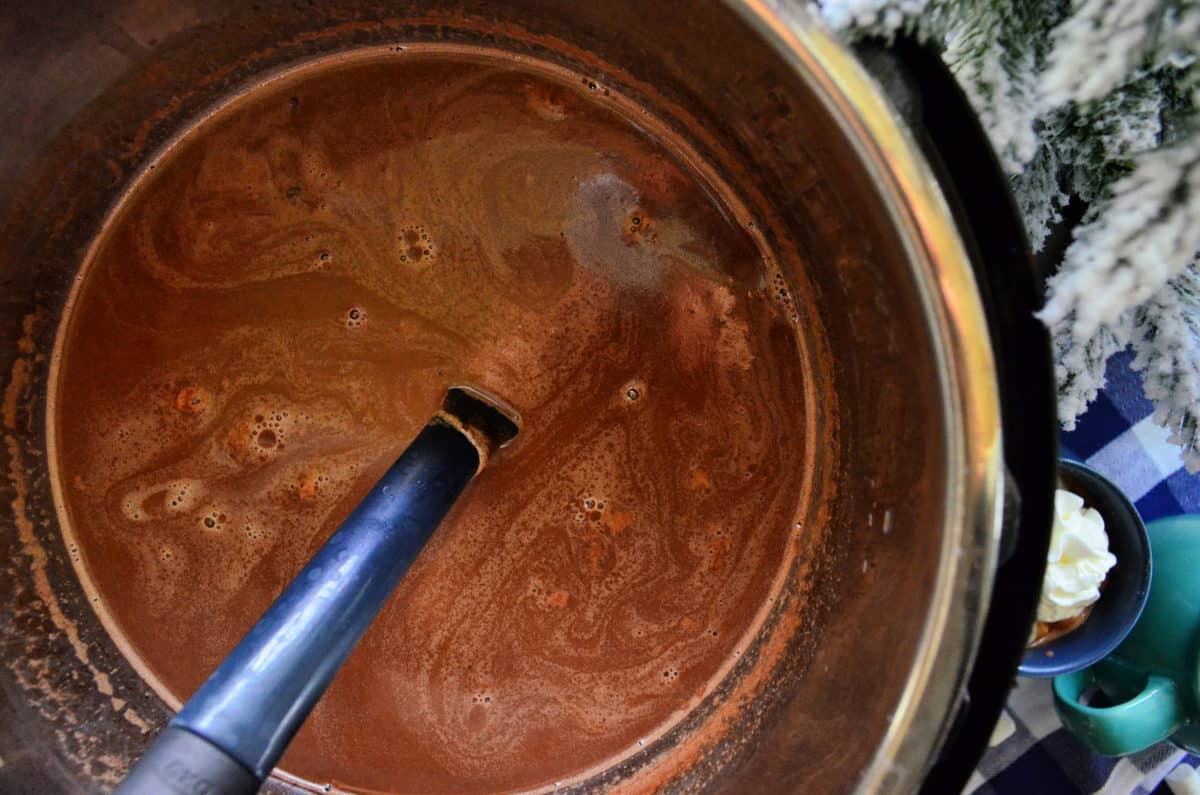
xmin=0 ymin=1 xmax=991 ymax=792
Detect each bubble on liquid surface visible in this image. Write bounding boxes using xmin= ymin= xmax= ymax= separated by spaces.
xmin=344 ymin=306 xmax=366 ymax=329
xmin=398 ymin=225 xmax=435 ymax=265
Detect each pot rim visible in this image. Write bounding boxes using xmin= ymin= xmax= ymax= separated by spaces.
xmin=726 ymin=3 xmax=1005 ymax=791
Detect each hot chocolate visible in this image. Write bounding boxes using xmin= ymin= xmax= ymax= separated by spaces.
xmin=49 ymin=48 xmax=810 ymax=793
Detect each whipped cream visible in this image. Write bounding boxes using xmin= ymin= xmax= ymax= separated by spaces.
xmin=1037 ymin=489 xmax=1117 ymax=624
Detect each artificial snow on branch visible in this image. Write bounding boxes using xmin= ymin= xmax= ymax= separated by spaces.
xmin=1130 ymin=266 xmax=1200 ymax=472
xmin=1052 ymin=313 xmax=1133 ymax=430
xmin=1039 ymin=139 xmax=1200 ymax=341
xmin=820 ymin=0 xmax=1200 ymax=468
xmin=1039 ymin=0 xmax=1169 ymax=108
xmin=1012 ymin=144 xmax=1068 ymax=252
xmin=944 ymin=27 xmax=1040 ymax=175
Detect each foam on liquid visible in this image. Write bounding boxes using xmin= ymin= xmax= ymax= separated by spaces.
xmin=50 ymin=49 xmax=811 ymax=793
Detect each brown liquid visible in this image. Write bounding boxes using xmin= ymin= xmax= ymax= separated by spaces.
xmin=50 ymin=49 xmax=809 ymax=793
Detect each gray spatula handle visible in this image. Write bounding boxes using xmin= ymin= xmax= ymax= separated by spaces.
xmin=117 ymin=419 xmax=481 ymax=794
xmin=117 ymin=726 xmax=259 ymax=795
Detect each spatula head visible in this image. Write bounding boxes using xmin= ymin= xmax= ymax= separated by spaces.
xmin=443 ymin=386 xmax=521 ymax=450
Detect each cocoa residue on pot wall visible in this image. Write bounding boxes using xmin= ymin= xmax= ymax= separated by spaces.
xmin=1 ymin=310 xmax=155 ymax=784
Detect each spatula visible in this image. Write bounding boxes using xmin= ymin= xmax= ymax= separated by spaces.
xmin=116 ymin=386 xmax=519 ymax=795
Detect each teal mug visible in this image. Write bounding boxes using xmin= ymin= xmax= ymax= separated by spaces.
xmin=1054 ymin=514 xmax=1200 ymax=755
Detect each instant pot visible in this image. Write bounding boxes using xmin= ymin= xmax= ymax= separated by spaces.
xmin=0 ymin=1 xmax=1055 ymax=792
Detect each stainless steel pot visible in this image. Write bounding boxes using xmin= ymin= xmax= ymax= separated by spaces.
xmin=0 ymin=2 xmax=1056 ymax=792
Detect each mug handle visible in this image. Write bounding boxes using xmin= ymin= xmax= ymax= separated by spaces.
xmin=1053 ymin=664 xmax=1185 ymax=756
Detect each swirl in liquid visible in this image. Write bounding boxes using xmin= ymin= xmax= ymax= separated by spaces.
xmin=50 ymin=49 xmax=810 ymax=793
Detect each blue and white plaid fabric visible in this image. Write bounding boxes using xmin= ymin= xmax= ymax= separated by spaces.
xmin=970 ymin=350 xmax=1200 ymax=794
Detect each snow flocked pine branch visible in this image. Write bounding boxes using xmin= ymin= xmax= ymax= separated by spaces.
xmin=1131 ymin=267 xmax=1200 ymax=471
xmin=817 ymin=0 xmax=1200 ymax=471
